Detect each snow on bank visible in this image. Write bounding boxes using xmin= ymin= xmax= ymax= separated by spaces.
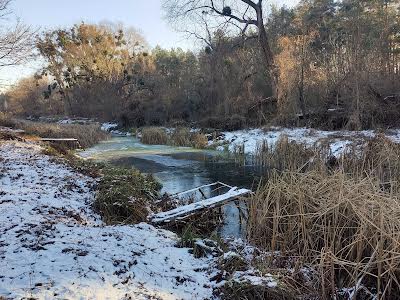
xmin=0 ymin=141 xmax=216 ymax=299
xmin=215 ymin=127 xmax=400 ymax=156
xmin=101 ymin=122 xmax=119 ymax=132
xmin=101 ymin=122 xmax=132 ymax=136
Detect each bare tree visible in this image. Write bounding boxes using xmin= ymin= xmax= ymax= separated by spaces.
xmin=0 ymin=0 xmax=35 ymax=68
xmin=163 ymin=0 xmax=279 ymax=99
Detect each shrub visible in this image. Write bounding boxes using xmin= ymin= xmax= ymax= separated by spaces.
xmin=141 ymin=127 xmax=168 ymax=145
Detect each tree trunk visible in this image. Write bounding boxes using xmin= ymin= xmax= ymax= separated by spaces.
xmin=255 ymin=4 xmax=278 ymax=101
xmin=298 ymin=36 xmax=306 ymax=116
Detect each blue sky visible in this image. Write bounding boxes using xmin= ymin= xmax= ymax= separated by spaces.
xmin=1 ymin=0 xmax=299 ymax=88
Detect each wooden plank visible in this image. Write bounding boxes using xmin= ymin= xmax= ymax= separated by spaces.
xmin=40 ymin=138 xmax=79 ymax=142
xmin=172 ymin=181 xmax=234 ymax=198
xmin=150 ymin=187 xmax=251 ymax=224
xmin=0 ymin=127 xmax=25 ymax=134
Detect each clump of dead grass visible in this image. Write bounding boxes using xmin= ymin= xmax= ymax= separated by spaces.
xmin=170 ymin=127 xmax=191 ymax=146
xmin=0 ymin=112 xmax=17 ymax=128
xmin=42 ymin=145 xmax=162 ymax=225
xmin=141 ymin=126 xmax=209 ymax=149
xmin=191 ymin=132 xmax=209 ymax=149
xmin=94 ymin=166 xmax=161 ymax=224
xmin=141 ymin=127 xmax=168 ymax=145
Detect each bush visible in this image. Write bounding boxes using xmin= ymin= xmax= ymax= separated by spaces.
xmin=141 ymin=127 xmax=168 ymax=145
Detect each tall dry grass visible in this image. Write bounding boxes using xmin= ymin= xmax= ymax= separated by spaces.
xmin=0 ymin=112 xmax=17 ymax=128
xmin=141 ymin=126 xmax=208 ymax=149
xmin=18 ymin=120 xmax=109 ymax=148
xmin=141 ymin=127 xmax=168 ymax=145
xmin=253 ymin=135 xmax=318 ymax=170
xmin=170 ymin=127 xmax=191 ymax=146
xmin=247 ymin=135 xmax=400 ymax=299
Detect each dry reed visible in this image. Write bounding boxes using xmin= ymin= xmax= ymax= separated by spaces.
xmin=141 ymin=127 xmax=168 ymax=145
xmin=14 ymin=120 xmax=108 ymax=148
xmin=253 ymin=135 xmax=317 ymax=171
xmin=141 ymin=126 xmax=208 ymax=149
xmin=247 ymin=136 xmax=400 ymax=298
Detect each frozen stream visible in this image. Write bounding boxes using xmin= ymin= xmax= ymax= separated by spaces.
xmin=78 ymin=136 xmax=261 ymax=238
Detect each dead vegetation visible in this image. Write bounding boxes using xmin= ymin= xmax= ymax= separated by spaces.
xmin=94 ymin=167 xmax=161 ymax=224
xmin=140 ymin=126 xmax=208 ymax=149
xmin=0 ymin=116 xmax=109 ymax=148
xmin=141 ymin=127 xmax=169 ymax=145
xmin=246 ymin=135 xmax=400 ymax=299
xmin=0 ymin=112 xmax=17 ymax=128
xmin=253 ymin=135 xmax=316 ymax=170
xmin=16 ymin=120 xmax=109 ymax=148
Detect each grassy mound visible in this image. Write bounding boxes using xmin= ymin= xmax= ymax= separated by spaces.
xmin=94 ymin=166 xmax=161 ymax=224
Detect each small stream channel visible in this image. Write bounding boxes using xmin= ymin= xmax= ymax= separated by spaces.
xmin=78 ymin=136 xmax=263 ymax=238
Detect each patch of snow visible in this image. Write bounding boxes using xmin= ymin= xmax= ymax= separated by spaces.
xmin=58 ymin=118 xmax=74 ymax=124
xmin=231 ymin=270 xmax=278 ymax=288
xmin=0 ymin=141 xmax=217 ymax=299
xmin=223 ymin=251 xmax=240 ymax=260
xmin=0 ymin=126 xmax=25 ymax=134
xmin=101 ymin=122 xmax=119 ymax=132
xmin=213 ymin=127 xmax=400 ymax=157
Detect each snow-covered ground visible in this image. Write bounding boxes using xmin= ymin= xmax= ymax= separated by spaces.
xmin=0 ymin=141 xmax=217 ymax=299
xmin=215 ymin=127 xmax=400 ymax=156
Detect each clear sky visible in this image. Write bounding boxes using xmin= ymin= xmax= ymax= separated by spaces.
xmin=1 ymin=0 xmax=299 ymax=88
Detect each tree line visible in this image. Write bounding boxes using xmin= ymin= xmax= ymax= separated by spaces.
xmin=4 ymin=0 xmax=400 ymax=130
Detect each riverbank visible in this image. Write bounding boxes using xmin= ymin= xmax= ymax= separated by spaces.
xmin=0 ymin=140 xmax=218 ymax=299
xmin=103 ymin=123 xmax=400 ymax=158
xmin=211 ymin=127 xmax=400 ymax=156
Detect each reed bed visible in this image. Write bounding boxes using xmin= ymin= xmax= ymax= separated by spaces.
xmin=247 ymin=136 xmax=400 ymax=299
xmin=253 ymin=135 xmax=318 ymax=171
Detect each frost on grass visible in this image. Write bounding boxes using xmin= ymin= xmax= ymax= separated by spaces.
xmin=0 ymin=141 xmax=216 ymax=299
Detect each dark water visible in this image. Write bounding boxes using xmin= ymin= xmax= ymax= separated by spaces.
xmin=78 ymin=136 xmax=262 ymax=237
